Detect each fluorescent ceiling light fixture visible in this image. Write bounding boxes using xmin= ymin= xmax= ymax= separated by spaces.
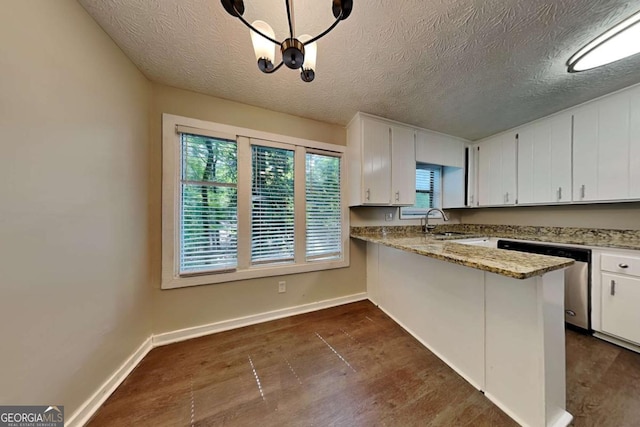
xmin=568 ymin=10 xmax=640 ymax=72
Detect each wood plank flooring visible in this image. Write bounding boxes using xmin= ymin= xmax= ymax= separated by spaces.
xmin=87 ymin=301 xmax=640 ymax=426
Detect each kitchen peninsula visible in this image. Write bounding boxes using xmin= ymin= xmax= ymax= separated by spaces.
xmin=351 ymin=226 xmax=574 ymax=427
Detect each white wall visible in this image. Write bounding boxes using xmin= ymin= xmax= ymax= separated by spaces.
xmin=0 ymin=0 xmax=151 ymax=414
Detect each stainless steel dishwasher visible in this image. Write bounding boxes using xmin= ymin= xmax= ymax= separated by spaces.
xmin=497 ymin=240 xmax=592 ymax=331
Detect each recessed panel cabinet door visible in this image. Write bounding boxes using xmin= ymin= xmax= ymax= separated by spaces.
xmin=391 ymin=125 xmax=416 ymax=205
xmin=601 ymin=273 xmax=640 ymax=345
xmin=361 ymin=118 xmax=391 ymax=204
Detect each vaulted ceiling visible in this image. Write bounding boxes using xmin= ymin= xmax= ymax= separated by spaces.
xmin=79 ymin=0 xmax=640 ymax=140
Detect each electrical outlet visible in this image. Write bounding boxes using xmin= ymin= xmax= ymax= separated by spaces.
xmin=278 ymin=281 xmax=286 ymax=293
xmin=385 ymin=212 xmax=393 ymax=221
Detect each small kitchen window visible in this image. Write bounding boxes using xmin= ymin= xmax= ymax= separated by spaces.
xmin=400 ymin=163 xmax=442 ymax=219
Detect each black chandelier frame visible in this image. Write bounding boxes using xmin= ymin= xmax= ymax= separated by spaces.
xmin=221 ymin=0 xmax=353 ymax=82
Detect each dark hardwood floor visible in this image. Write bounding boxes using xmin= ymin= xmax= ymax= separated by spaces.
xmin=88 ymin=301 xmax=640 ymax=426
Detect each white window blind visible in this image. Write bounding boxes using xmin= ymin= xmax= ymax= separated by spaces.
xmin=251 ymin=145 xmax=295 ymax=265
xmin=180 ymin=133 xmax=238 ymax=274
xmin=306 ymin=152 xmax=342 ymax=261
xmin=400 ymin=163 xmax=442 ymax=217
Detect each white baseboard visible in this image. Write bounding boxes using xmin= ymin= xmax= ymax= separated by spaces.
xmin=66 ymin=337 xmax=153 ymax=427
xmin=153 ymin=292 xmax=368 ymax=347
xmin=374 ymin=304 xmax=484 ymax=391
xmin=66 ymin=292 xmax=367 ymax=426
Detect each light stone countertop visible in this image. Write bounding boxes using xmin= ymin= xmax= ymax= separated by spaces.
xmin=351 ymin=230 xmax=574 ymax=280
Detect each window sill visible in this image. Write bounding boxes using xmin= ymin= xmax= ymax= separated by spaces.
xmin=161 ymin=259 xmax=350 ymax=290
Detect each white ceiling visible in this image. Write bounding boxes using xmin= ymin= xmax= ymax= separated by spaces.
xmin=79 ymin=0 xmax=640 ymax=141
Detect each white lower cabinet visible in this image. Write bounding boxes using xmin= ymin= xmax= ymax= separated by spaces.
xmin=601 ymin=274 xmax=640 ymax=345
xmin=599 ymin=250 xmax=640 ymax=347
xmin=594 ymin=250 xmax=640 ymax=347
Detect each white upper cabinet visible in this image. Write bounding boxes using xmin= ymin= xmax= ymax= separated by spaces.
xmin=478 ymin=132 xmax=517 ymax=206
xmin=573 ymin=89 xmax=638 ymax=202
xmin=415 ymin=130 xmax=465 ymax=168
xmin=391 ymin=125 xmax=416 ymax=205
xmin=517 ymin=113 xmax=572 ymax=204
xmin=629 ymin=85 xmax=640 ymax=199
xmin=347 ymin=113 xmax=415 ymax=206
xmin=361 ymin=118 xmax=392 ymax=204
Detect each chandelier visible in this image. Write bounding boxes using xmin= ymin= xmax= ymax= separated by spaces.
xmin=221 ymin=0 xmax=353 ymax=82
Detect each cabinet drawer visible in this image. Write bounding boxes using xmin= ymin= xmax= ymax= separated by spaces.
xmin=601 ymin=253 xmax=640 ymax=277
xmin=601 ymin=273 xmax=640 ymax=345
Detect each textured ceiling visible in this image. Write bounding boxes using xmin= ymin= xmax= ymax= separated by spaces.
xmin=79 ymin=0 xmax=640 ymax=140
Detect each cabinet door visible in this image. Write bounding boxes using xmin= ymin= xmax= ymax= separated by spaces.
xmin=598 ymin=92 xmax=629 ymax=200
xmin=361 ymin=118 xmax=391 ymax=204
xmin=573 ymin=104 xmax=599 ymax=201
xmin=517 ymin=124 xmax=535 ymax=204
xmin=629 ymin=86 xmax=640 ymax=199
xmin=391 ymin=125 xmax=416 ymax=205
xmin=549 ymin=113 xmax=572 ymax=203
xmin=478 ymin=136 xmax=500 ymax=206
xmin=601 ymin=273 xmax=640 ymax=345
xmin=501 ymin=132 xmax=517 ymax=205
xmin=415 ymin=130 xmax=465 ymax=168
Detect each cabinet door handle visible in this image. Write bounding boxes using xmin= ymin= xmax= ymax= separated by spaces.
xmin=580 ymin=184 xmax=586 ymax=199
xmin=395 ymin=191 xmax=400 ymax=202
xmin=505 ymin=192 xmax=509 ymax=203
xmin=619 ymin=263 xmax=629 ymax=269
xmin=610 ymin=280 xmax=616 ymax=296
xmin=557 ymin=187 xmax=562 ymax=201
xmin=470 ymin=195 xmax=474 ymax=205
xmin=366 ymin=189 xmax=370 ymax=201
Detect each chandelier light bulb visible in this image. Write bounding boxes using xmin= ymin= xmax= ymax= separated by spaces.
xmin=250 ymin=20 xmax=276 ymax=67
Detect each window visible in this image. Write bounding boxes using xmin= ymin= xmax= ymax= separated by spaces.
xmin=306 ymin=152 xmax=341 ymax=261
xmin=400 ymin=163 xmax=442 ymax=218
xmin=162 ymin=114 xmax=348 ymax=289
xmin=251 ymin=145 xmax=295 ymax=265
xmin=180 ymin=133 xmax=237 ymax=274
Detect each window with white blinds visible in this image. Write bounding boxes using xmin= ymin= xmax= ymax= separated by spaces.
xmin=400 ymin=163 xmax=442 ymax=217
xmin=306 ymin=152 xmax=341 ymax=261
xmin=251 ymin=145 xmax=295 ymax=265
xmin=180 ymin=133 xmax=238 ymax=274
xmin=163 ymin=114 xmax=348 ymax=289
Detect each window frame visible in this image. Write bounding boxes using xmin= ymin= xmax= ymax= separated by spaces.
xmin=162 ymin=114 xmax=349 ymax=289
xmin=399 ymin=163 xmax=443 ymax=219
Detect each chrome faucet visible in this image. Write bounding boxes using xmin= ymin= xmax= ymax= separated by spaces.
xmin=421 ymin=208 xmax=449 ymax=233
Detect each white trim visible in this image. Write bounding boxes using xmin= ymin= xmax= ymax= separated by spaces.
xmin=163 ymin=259 xmax=350 ymax=289
xmin=374 ymin=304 xmax=483 ymax=391
xmin=593 ymin=331 xmax=640 ymax=353
xmin=66 ymin=337 xmax=153 ymax=427
xmin=153 ymin=292 xmax=367 ymax=347
xmin=483 ymin=392 xmax=573 ymax=427
xmin=165 ymin=113 xmax=345 ymax=153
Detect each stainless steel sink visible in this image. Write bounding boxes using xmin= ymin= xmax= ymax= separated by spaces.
xmin=429 ymin=231 xmax=468 ymax=237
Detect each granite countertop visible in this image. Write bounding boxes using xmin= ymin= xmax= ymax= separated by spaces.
xmin=351 ymin=229 xmax=574 ymax=280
